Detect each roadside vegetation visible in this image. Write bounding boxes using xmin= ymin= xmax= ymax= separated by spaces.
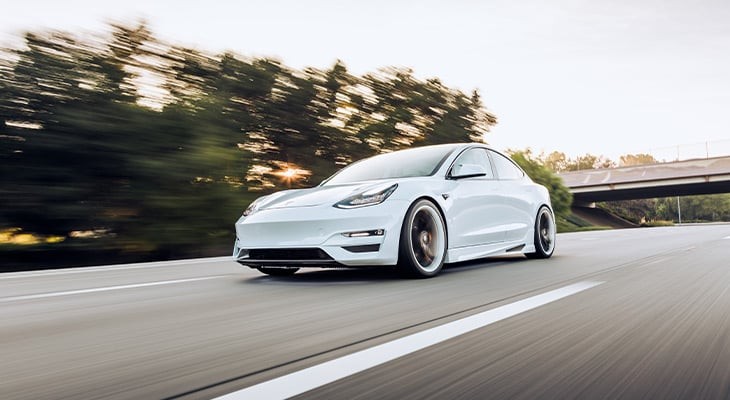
xmin=0 ymin=23 xmax=496 ymax=269
xmin=3 ymin=23 xmax=726 ymax=270
xmin=507 ymin=150 xmax=610 ymax=233
xmin=519 ymin=149 xmax=730 ymax=229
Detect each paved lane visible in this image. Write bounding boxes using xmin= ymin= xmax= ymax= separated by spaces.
xmin=1 ymin=225 xmax=729 ymax=399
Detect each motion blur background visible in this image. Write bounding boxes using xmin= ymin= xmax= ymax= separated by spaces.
xmin=2 ymin=1 xmax=730 ymax=270
xmin=0 ymin=22 xmax=498 ymax=269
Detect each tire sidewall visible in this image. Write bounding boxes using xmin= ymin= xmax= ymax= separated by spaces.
xmin=399 ymin=199 xmax=447 ymax=278
xmin=533 ymin=206 xmax=556 ymax=258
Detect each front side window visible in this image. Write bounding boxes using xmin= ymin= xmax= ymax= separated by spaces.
xmin=450 ymin=148 xmax=494 ymax=179
xmin=489 ymin=150 xmax=524 ymax=180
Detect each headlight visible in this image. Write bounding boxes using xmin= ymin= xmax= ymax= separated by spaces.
xmin=243 ymin=197 xmax=265 ymax=216
xmin=334 ymin=183 xmax=398 ymax=209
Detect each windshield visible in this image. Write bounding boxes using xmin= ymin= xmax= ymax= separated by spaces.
xmin=322 ymin=144 xmax=457 ymax=186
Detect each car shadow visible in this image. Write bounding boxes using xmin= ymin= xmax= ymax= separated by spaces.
xmin=241 ymin=266 xmax=400 ymax=286
xmin=240 ymin=254 xmax=528 ymax=286
xmin=442 ymin=254 xmax=529 ymax=274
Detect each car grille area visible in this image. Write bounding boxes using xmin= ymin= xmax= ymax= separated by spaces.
xmin=239 ymin=248 xmax=337 ymax=266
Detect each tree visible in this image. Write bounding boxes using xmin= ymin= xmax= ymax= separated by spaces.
xmin=508 ymin=150 xmax=573 ymax=219
xmin=564 ymin=153 xmax=615 ymax=171
xmin=1 ymin=31 xmax=116 ymax=235
xmin=540 ymin=151 xmax=569 ymax=173
xmin=654 ymin=195 xmax=730 ymax=222
xmin=1 ymin=22 xmax=500 ymax=266
xmin=619 ymin=153 xmax=657 ymax=167
xmin=598 ymin=199 xmax=658 ymax=224
xmin=465 ymin=89 xmax=497 ymax=143
xmin=306 ymin=61 xmax=371 ymax=181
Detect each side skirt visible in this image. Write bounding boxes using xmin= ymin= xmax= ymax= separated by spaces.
xmin=445 ymin=239 xmax=530 ymax=263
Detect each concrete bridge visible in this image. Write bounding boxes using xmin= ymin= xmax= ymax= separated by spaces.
xmin=558 ymin=156 xmax=730 ymax=203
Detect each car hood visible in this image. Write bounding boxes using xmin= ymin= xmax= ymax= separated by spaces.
xmin=258 ymin=180 xmax=398 ymax=210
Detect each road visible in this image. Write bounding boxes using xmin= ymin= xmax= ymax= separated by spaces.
xmin=2 ymin=225 xmax=730 ymax=399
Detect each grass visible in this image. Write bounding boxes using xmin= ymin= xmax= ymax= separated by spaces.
xmin=558 ymin=211 xmax=612 ymax=233
xmin=640 ymin=220 xmax=675 ymax=227
xmin=557 ymin=215 xmax=612 ymax=233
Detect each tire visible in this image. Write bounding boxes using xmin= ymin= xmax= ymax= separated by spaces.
xmin=397 ymin=199 xmax=447 ymax=278
xmin=526 ymin=206 xmax=556 ymax=259
xmin=257 ymin=267 xmax=299 ymax=276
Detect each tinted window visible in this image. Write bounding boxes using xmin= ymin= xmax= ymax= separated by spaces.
xmin=490 ymin=151 xmax=524 ymax=180
xmin=451 ymin=148 xmax=494 ymax=179
xmin=322 ymin=145 xmax=455 ymax=185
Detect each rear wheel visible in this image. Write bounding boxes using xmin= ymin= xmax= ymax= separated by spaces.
xmin=397 ymin=199 xmax=447 ymax=278
xmin=526 ymin=206 xmax=556 ymax=259
xmin=257 ymin=267 xmax=299 ymax=276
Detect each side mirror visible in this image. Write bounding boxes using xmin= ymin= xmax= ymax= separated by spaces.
xmin=450 ymin=163 xmax=488 ymax=179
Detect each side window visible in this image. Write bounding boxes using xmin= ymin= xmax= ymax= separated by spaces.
xmin=451 ymin=148 xmax=494 ymax=179
xmin=489 ymin=151 xmax=524 ymax=180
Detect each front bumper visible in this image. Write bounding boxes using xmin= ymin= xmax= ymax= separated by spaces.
xmin=232 ymin=200 xmax=408 ymax=267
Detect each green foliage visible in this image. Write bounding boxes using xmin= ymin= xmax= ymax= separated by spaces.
xmin=657 ymin=195 xmax=730 ymax=222
xmin=555 ymin=217 xmax=575 ymax=233
xmin=599 ymin=193 xmax=730 ymax=224
xmin=508 ymin=150 xmax=573 ymax=219
xmin=537 ymin=150 xmax=730 ymax=226
xmin=619 ymin=153 xmax=656 ymax=167
xmin=541 ymin=151 xmax=569 ymax=173
xmin=641 ymin=220 xmax=674 ymax=227
xmin=0 ymin=23 xmax=498 ymax=264
xmin=565 ymin=213 xmax=593 ymax=227
xmin=566 ymin=154 xmax=615 ymax=171
xmin=598 ymin=199 xmax=657 ymax=224
xmin=555 ymin=215 xmax=611 ymax=233
xmin=532 ymin=151 xmax=614 ymax=173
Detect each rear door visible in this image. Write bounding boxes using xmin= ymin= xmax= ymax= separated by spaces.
xmin=488 ymin=150 xmax=534 ymax=242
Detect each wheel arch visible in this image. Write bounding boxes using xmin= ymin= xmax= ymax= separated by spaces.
xmin=538 ymin=202 xmax=554 ymax=216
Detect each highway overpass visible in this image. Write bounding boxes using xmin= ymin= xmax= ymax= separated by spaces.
xmin=559 ymin=156 xmax=730 ymax=203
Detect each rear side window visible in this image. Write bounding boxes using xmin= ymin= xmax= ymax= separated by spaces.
xmin=489 ymin=151 xmax=524 ymax=180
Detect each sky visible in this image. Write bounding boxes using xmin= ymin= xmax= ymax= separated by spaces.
xmin=2 ymin=0 xmax=730 ymax=160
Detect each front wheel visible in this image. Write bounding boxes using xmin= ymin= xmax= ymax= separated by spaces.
xmin=397 ymin=199 xmax=447 ymax=278
xmin=526 ymin=206 xmax=556 ymax=259
xmin=257 ymin=267 xmax=299 ymax=276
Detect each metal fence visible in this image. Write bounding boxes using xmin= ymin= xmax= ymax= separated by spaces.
xmin=647 ymin=139 xmax=730 ymax=162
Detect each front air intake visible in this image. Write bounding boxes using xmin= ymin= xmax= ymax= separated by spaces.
xmin=247 ymin=248 xmax=334 ymax=261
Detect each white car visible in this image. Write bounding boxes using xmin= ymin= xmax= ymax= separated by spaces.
xmin=233 ymin=143 xmax=556 ymax=278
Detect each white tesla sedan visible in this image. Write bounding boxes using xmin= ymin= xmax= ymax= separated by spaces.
xmin=233 ymin=143 xmax=556 ymax=278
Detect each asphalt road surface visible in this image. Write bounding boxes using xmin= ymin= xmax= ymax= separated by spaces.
xmin=2 ymin=225 xmax=730 ymax=400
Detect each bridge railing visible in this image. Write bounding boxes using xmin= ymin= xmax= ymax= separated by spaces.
xmin=647 ymin=139 xmax=730 ymax=163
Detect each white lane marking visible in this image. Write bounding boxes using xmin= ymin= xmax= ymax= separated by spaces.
xmin=640 ymin=258 xmax=669 ymax=267
xmin=0 ymin=256 xmax=232 ymax=280
xmin=215 ymin=280 xmax=604 ymax=400
xmin=0 ymin=276 xmax=224 ymax=303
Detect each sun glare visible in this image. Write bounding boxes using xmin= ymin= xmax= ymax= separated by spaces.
xmin=282 ymin=168 xmax=297 ymax=178
xmin=272 ymin=164 xmax=311 ymax=187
